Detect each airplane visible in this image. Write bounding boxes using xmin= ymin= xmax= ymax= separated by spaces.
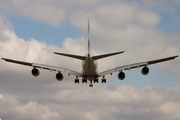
xmin=2 ymin=19 xmax=179 ymax=87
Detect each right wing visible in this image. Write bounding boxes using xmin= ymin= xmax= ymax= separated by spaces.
xmin=99 ymin=55 xmax=178 ymax=77
xmin=1 ymin=58 xmax=82 ymax=77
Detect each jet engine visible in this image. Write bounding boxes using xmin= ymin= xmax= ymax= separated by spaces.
xmin=118 ymin=72 xmax=125 ymax=80
xmin=31 ymin=68 xmax=40 ymax=77
xmin=141 ymin=66 xmax=149 ymax=75
xmin=56 ymin=72 xmax=63 ymax=81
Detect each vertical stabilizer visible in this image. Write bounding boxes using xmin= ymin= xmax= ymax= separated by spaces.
xmin=88 ymin=18 xmax=91 ymax=55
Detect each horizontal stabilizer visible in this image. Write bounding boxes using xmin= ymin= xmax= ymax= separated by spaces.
xmin=92 ymin=51 xmax=124 ymax=60
xmin=54 ymin=52 xmax=86 ymax=60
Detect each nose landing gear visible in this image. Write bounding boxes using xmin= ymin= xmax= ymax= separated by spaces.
xmin=89 ymin=80 xmax=93 ymax=87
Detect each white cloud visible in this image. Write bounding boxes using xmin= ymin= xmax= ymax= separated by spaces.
xmin=135 ymin=10 xmax=160 ymax=27
xmin=70 ymin=2 xmax=179 ymax=72
xmin=160 ymin=102 xmax=180 ymax=119
xmin=70 ymin=2 xmax=161 ymax=30
xmin=0 ymin=0 xmax=105 ymax=27
xmin=16 ymin=102 xmax=59 ymax=120
xmin=0 ymin=94 xmax=3 ymax=99
xmin=85 ymin=111 xmax=99 ymax=120
xmin=0 ymin=94 xmax=59 ymax=120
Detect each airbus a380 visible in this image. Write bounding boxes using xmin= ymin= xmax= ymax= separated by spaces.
xmin=2 ymin=20 xmax=178 ymax=87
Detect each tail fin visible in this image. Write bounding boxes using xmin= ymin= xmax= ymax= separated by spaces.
xmin=88 ymin=18 xmax=91 ymax=55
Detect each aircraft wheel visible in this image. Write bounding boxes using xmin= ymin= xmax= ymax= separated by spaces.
xmin=94 ymin=78 xmax=98 ymax=83
xmin=82 ymin=78 xmax=87 ymax=83
xmin=102 ymin=79 xmax=106 ymax=83
xmin=75 ymin=79 xmax=79 ymax=84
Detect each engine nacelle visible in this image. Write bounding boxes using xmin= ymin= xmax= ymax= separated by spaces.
xmin=56 ymin=72 xmax=63 ymax=81
xmin=31 ymin=68 xmax=40 ymax=77
xmin=141 ymin=66 xmax=149 ymax=75
xmin=118 ymin=72 xmax=125 ymax=80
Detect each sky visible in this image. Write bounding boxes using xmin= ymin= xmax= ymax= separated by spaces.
xmin=0 ymin=0 xmax=180 ymax=120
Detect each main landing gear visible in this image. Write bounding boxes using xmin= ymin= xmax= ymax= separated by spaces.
xmin=82 ymin=78 xmax=87 ymax=83
xmin=74 ymin=76 xmax=106 ymax=87
xmin=102 ymin=76 xmax=106 ymax=83
xmin=75 ymin=77 xmax=79 ymax=84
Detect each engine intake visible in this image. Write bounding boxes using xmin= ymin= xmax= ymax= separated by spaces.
xmin=141 ymin=66 xmax=149 ymax=75
xmin=31 ymin=68 xmax=40 ymax=77
xmin=56 ymin=72 xmax=63 ymax=81
xmin=118 ymin=72 xmax=125 ymax=80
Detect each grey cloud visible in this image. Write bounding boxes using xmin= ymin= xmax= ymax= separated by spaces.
xmin=1 ymin=85 xmax=180 ymax=120
xmin=0 ymin=0 xmax=65 ymax=26
xmin=0 ymin=0 xmax=105 ymax=27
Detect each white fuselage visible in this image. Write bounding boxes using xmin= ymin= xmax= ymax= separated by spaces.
xmin=81 ymin=54 xmax=98 ymax=80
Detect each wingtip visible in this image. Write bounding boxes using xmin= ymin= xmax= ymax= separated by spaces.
xmin=1 ymin=58 xmax=6 ymax=60
xmin=118 ymin=51 xmax=125 ymax=54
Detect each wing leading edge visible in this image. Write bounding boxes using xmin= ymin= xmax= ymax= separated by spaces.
xmin=1 ymin=58 xmax=81 ymax=77
xmin=99 ymin=55 xmax=178 ymax=77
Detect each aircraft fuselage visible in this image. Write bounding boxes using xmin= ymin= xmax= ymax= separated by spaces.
xmin=81 ymin=54 xmax=98 ymax=80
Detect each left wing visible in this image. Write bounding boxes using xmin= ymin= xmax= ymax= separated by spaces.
xmin=99 ymin=55 xmax=178 ymax=77
xmin=1 ymin=58 xmax=82 ymax=77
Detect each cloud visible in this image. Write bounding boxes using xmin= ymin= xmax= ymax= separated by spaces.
xmin=16 ymin=102 xmax=59 ymax=120
xmin=1 ymin=0 xmax=65 ymax=26
xmin=0 ymin=94 xmax=3 ymax=99
xmin=0 ymin=94 xmax=59 ymax=120
xmin=0 ymin=0 xmax=105 ymax=27
xmin=70 ymin=2 xmax=180 ymax=72
xmin=70 ymin=2 xmax=161 ymax=29
xmin=1 ymin=85 xmax=180 ymax=120
xmin=0 ymin=13 xmax=86 ymax=72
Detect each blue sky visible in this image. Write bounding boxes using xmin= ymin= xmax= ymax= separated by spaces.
xmin=158 ymin=13 xmax=180 ymax=34
xmin=10 ymin=16 xmax=82 ymax=46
